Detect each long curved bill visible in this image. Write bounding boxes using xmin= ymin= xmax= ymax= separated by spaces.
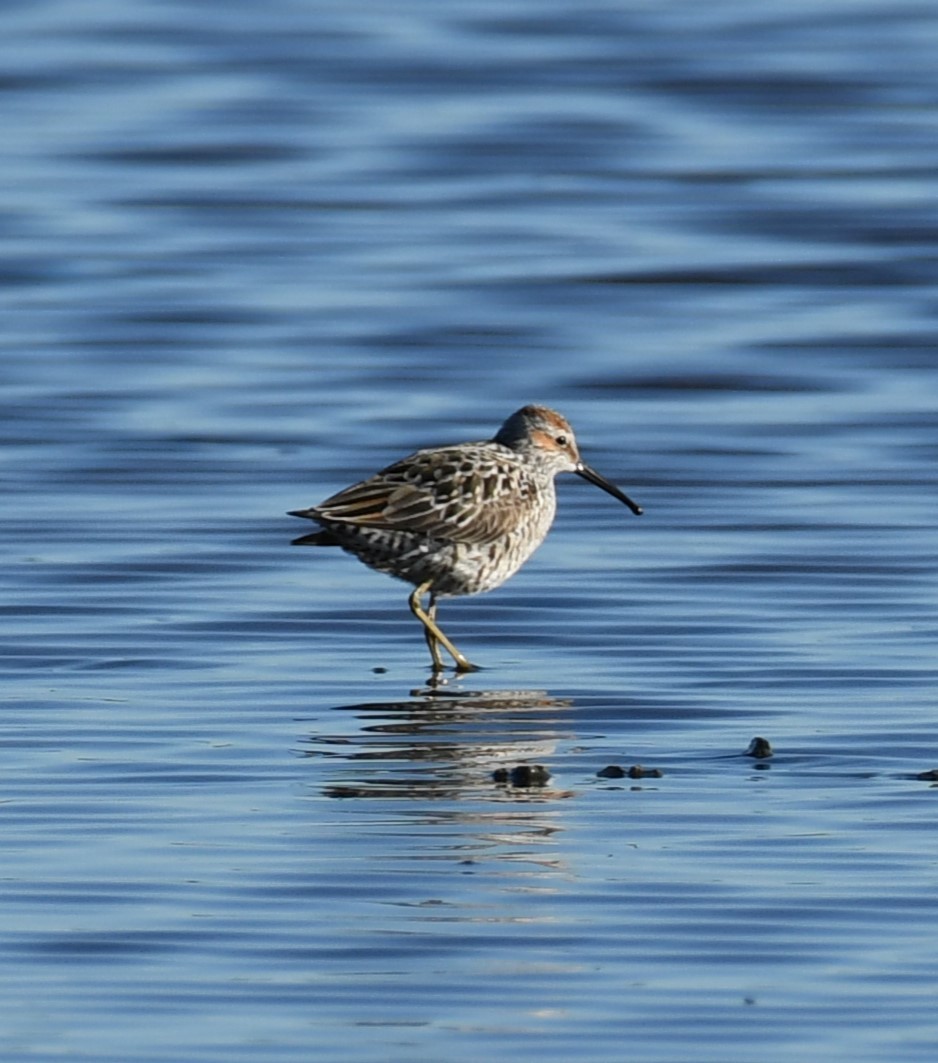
xmin=576 ymin=462 xmax=643 ymax=515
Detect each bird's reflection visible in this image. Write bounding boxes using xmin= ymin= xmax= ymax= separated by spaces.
xmin=300 ymin=687 xmax=574 ymax=801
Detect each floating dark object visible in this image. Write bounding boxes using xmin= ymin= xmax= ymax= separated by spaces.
xmin=745 ymin=736 xmax=773 ymax=759
xmin=493 ymin=764 xmax=551 ymax=787
xmin=627 ymin=764 xmax=662 ymax=779
xmin=597 ymin=764 xmax=627 ymax=778
xmin=597 ymin=763 xmax=661 ymax=779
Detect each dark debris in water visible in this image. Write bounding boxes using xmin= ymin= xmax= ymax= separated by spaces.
xmin=745 ymin=736 xmax=774 ymax=759
xmin=493 ymin=764 xmax=551 ymax=787
xmin=597 ymin=764 xmax=627 ymax=779
xmin=597 ymin=764 xmax=663 ymax=779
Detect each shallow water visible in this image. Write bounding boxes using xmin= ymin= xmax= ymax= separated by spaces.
xmin=3 ymin=1 xmax=938 ymax=1060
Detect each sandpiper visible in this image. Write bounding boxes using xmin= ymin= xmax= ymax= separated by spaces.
xmin=289 ymin=404 xmax=642 ymax=672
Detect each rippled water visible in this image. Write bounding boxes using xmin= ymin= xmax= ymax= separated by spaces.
xmin=4 ymin=1 xmax=938 ymax=1060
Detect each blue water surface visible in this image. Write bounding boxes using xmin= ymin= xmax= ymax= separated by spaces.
xmin=3 ymin=1 xmax=938 ymax=1060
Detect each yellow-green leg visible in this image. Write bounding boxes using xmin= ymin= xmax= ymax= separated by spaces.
xmin=408 ymin=581 xmax=478 ymax=673
xmin=423 ymin=594 xmax=445 ymax=672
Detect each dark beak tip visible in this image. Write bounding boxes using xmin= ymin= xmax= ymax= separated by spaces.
xmin=576 ymin=464 xmax=642 ymax=516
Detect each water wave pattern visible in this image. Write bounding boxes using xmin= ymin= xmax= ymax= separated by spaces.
xmin=3 ymin=1 xmax=938 ymax=1060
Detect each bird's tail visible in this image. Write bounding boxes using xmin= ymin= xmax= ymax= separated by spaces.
xmin=288 ymin=509 xmax=339 ymax=547
xmin=291 ymin=529 xmax=340 ymax=547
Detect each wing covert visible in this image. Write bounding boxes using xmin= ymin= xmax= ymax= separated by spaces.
xmin=311 ymin=446 xmax=536 ymax=544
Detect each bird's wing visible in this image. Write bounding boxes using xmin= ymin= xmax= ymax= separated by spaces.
xmin=309 ymin=446 xmax=537 ymax=545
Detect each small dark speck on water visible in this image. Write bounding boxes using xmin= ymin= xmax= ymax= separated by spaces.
xmin=745 ymin=736 xmax=774 ymax=759
xmin=628 ymin=765 xmax=663 ymax=779
xmin=597 ymin=764 xmax=627 ymax=779
xmin=493 ymin=764 xmax=551 ymax=787
xmin=598 ymin=764 xmax=662 ymax=779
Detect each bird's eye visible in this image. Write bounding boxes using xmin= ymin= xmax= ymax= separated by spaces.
xmin=555 ymin=434 xmax=568 ymax=446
